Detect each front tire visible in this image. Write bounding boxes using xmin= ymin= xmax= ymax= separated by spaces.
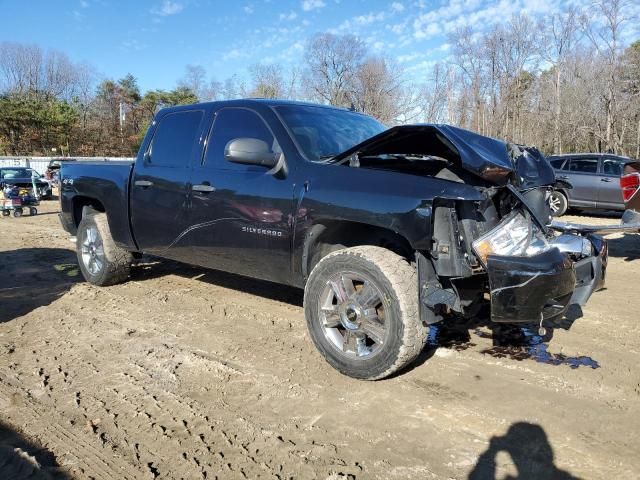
xmin=76 ymin=211 xmax=132 ymax=286
xmin=304 ymin=246 xmax=427 ymax=380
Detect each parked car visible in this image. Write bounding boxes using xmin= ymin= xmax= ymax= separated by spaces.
xmin=0 ymin=167 xmax=52 ymax=199
xmin=621 ymin=161 xmax=640 ymax=227
xmin=546 ymin=153 xmax=629 ymax=216
xmin=59 ymin=100 xmax=616 ymax=380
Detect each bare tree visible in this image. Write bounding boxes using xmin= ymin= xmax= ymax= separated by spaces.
xmin=248 ymin=63 xmax=285 ymax=99
xmin=420 ymin=62 xmax=448 ymax=123
xmin=221 ymin=75 xmax=246 ymax=100
xmin=583 ymin=0 xmax=631 ymax=153
xmin=351 ymin=57 xmax=395 ymax=122
xmin=0 ymin=42 xmax=85 ymax=100
xmin=450 ymin=27 xmax=486 ymax=132
xmin=303 ymin=33 xmax=366 ymax=107
xmin=177 ymin=64 xmax=221 ymax=101
xmin=541 ymin=7 xmax=580 ymax=154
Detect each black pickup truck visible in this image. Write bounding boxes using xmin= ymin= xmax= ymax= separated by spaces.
xmin=59 ymin=99 xmax=613 ymax=380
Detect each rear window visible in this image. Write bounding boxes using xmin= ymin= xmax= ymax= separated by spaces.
xmin=568 ymin=158 xmax=598 ymax=173
xmin=148 ymin=110 xmax=204 ymax=167
xmin=602 ymin=157 xmax=627 ymax=176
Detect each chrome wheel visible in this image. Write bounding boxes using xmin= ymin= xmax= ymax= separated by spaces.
xmin=81 ymin=225 xmax=105 ymax=275
xmin=549 ymin=193 xmax=561 ymax=213
xmin=548 ymin=191 xmax=567 ymax=216
xmin=318 ymin=272 xmax=388 ymax=360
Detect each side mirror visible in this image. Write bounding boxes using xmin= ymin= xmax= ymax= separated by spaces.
xmin=225 ymin=138 xmax=278 ymax=168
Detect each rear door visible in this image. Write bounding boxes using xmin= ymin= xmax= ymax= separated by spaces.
xmin=562 ymin=157 xmax=599 ymax=208
xmin=130 ymin=109 xmax=207 ymax=258
xmin=597 ymin=156 xmax=627 ymax=209
xmin=181 ymin=106 xmax=296 ymax=284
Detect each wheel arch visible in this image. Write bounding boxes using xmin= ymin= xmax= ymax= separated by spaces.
xmin=69 ymin=194 xmax=135 ymax=250
xmin=72 ymin=195 xmax=105 ymax=227
xmin=301 ymin=220 xmax=414 ymax=281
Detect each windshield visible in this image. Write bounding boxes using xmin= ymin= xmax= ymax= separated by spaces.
xmin=0 ymin=168 xmax=35 ymax=179
xmin=275 ymin=105 xmax=386 ymax=161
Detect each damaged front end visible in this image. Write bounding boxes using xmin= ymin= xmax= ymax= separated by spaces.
xmin=333 ymin=124 xmax=610 ymax=325
xmin=421 ymin=192 xmax=608 ymax=325
xmin=470 ymin=210 xmax=607 ymax=323
xmin=426 ymin=133 xmax=609 ymax=324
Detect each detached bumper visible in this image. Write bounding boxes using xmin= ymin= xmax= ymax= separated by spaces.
xmin=487 ymin=249 xmax=575 ymax=323
xmin=487 ymin=236 xmax=607 ymax=323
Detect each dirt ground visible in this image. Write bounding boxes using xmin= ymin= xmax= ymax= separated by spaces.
xmin=0 ymin=199 xmax=639 ymax=480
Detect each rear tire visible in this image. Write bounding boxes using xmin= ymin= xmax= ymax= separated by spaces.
xmin=76 ymin=211 xmax=132 ymax=286
xmin=304 ymin=246 xmax=427 ymax=380
xmin=13 ymin=208 xmax=23 ymax=218
xmin=549 ymin=191 xmax=568 ymax=217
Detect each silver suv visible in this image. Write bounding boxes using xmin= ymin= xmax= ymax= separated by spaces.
xmin=547 ymin=153 xmax=629 ymax=216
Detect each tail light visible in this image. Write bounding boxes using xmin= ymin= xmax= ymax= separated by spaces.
xmin=621 ymin=173 xmax=640 ymax=203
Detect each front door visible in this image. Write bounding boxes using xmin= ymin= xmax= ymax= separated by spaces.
xmin=130 ymin=109 xmax=207 ymax=259
xmin=181 ymin=107 xmax=296 ymax=284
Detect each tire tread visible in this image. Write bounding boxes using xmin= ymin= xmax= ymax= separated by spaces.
xmin=305 ymin=246 xmax=427 ymax=380
xmin=77 ymin=212 xmax=131 ymax=286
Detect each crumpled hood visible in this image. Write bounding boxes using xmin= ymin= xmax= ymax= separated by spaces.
xmin=332 ymin=124 xmax=555 ymax=189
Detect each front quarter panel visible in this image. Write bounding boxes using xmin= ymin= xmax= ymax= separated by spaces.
xmin=292 ymin=162 xmax=483 ymax=280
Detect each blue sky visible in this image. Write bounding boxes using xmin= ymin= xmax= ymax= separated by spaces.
xmin=2 ymin=0 xmax=638 ymax=93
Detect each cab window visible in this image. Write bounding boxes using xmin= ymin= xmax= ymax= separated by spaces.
xmin=204 ymin=108 xmax=277 ymax=171
xmin=148 ymin=110 xmax=204 ymax=167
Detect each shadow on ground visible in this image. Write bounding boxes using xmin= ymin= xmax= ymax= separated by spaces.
xmin=0 ymin=420 xmax=69 ymax=479
xmin=131 ymin=257 xmax=303 ymax=307
xmin=606 ymin=233 xmax=640 ymax=261
xmin=469 ymin=422 xmax=580 ymax=479
xmin=0 ymin=248 xmax=81 ymax=323
xmin=567 ymin=209 xmax=621 ymax=219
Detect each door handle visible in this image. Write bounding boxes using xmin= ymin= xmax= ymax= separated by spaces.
xmin=192 ymin=184 xmax=216 ymax=193
xmin=600 ymin=178 xmax=612 ymax=182
xmin=134 ymin=180 xmax=154 ymax=188
xmin=557 ymin=175 xmax=568 ymax=179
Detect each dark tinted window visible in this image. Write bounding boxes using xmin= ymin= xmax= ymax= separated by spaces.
xmin=602 ymin=157 xmax=627 ymax=176
xmin=205 ymin=108 xmax=276 ymax=171
xmin=549 ymin=158 xmax=566 ymax=169
xmin=275 ymin=105 xmax=385 ymax=161
xmin=148 ymin=110 xmax=204 ymax=167
xmin=568 ymin=158 xmax=598 ymax=173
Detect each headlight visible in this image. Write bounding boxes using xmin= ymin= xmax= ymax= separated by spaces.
xmin=472 ymin=211 xmax=550 ymax=266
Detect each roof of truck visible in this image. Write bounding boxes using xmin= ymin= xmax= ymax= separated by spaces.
xmin=158 ymin=98 xmax=364 ymax=115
